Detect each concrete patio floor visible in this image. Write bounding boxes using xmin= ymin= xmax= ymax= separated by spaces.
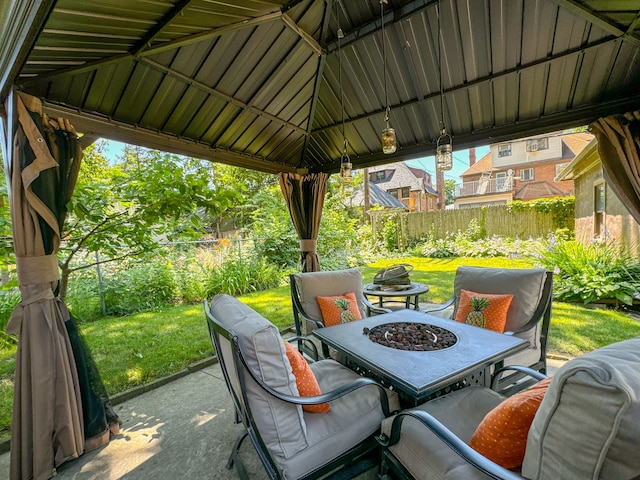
xmin=0 ymin=356 xmax=566 ymax=480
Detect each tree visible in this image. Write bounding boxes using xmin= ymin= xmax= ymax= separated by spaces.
xmin=58 ymin=142 xmax=241 ymax=300
xmin=444 ymin=179 xmax=456 ymax=205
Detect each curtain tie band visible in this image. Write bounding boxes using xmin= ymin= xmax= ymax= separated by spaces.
xmin=299 ymin=239 xmax=317 ymax=252
xmin=16 ymin=254 xmax=59 ymax=285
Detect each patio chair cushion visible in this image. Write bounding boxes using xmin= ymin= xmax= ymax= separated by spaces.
xmin=282 ymin=359 xmax=400 ymax=479
xmin=522 ymin=336 xmax=640 ymax=480
xmin=455 ymin=290 xmax=513 ymax=332
xmin=453 ymin=267 xmax=546 ymax=333
xmin=208 ymin=294 xmax=308 ymax=459
xmin=381 ymin=386 xmax=503 ymax=480
xmin=293 ymin=268 xmax=367 ymax=324
xmin=453 ymin=267 xmax=547 ymax=369
xmin=316 ymin=292 xmax=362 ymax=326
xmin=469 ymin=377 xmax=552 ymax=469
xmin=283 ymin=341 xmax=329 ymax=413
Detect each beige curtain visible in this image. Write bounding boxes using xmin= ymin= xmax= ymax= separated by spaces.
xmin=5 ymin=92 xmax=118 ymax=480
xmin=590 ymin=112 xmax=640 ymax=224
xmin=278 ymin=172 xmax=329 ymax=272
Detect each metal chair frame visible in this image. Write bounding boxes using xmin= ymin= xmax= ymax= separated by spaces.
xmin=204 ymin=299 xmax=393 ymax=480
xmin=289 ymin=273 xmax=390 ymax=358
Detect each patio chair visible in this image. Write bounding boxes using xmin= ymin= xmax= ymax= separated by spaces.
xmin=290 ymin=268 xmax=390 ymax=357
xmin=204 ymin=294 xmax=399 ymax=480
xmin=424 ymin=267 xmax=552 ymax=392
xmin=376 ymin=336 xmax=640 ymax=480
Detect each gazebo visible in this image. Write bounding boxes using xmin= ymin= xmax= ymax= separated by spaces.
xmin=2 ymin=1 xmax=640 ymax=479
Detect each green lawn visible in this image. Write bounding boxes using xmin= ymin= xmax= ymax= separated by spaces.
xmin=1 ymin=256 xmax=639 ymax=442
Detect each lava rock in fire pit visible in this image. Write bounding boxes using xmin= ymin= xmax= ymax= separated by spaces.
xmin=368 ymin=322 xmax=457 ymax=351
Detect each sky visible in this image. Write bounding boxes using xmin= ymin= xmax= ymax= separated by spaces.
xmin=406 ymin=145 xmax=490 ymax=184
xmin=101 ymin=139 xmax=489 ymax=184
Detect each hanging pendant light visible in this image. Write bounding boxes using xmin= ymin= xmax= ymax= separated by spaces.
xmin=336 ymin=13 xmax=353 ymax=185
xmin=435 ymin=0 xmax=452 ymax=171
xmin=380 ymin=0 xmax=397 ymax=154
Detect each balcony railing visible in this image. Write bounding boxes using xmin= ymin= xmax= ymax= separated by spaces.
xmin=455 ymin=177 xmax=514 ymax=198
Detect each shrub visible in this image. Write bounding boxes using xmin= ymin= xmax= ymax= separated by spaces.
xmin=101 ymin=260 xmax=177 ymax=315
xmin=203 ymin=257 xmax=283 ymax=298
xmin=0 ymin=289 xmax=20 ymax=347
xmin=65 ymin=273 xmax=103 ymax=321
xmin=507 ymin=197 xmax=575 ymax=230
xmin=537 ymin=236 xmax=640 ymax=305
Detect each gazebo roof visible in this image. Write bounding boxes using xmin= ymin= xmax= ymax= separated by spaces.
xmin=2 ymin=0 xmax=640 ymax=174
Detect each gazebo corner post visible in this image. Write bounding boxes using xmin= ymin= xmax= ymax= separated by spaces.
xmin=0 ymin=87 xmax=16 ymax=191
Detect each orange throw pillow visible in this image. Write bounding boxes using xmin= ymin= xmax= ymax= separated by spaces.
xmin=316 ymin=292 xmax=362 ymax=327
xmin=469 ymin=377 xmax=552 ymax=469
xmin=455 ymin=289 xmax=513 ymax=333
xmin=283 ymin=342 xmax=330 ymax=413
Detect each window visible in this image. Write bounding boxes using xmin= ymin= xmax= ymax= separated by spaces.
xmin=496 ymin=172 xmax=506 ymax=191
xmin=375 ymin=171 xmax=386 ymax=181
xmin=520 ymin=168 xmax=534 ymax=181
xmin=428 ymin=197 xmax=433 ymax=210
xmin=401 ymin=187 xmax=410 ymax=198
xmin=526 ymin=137 xmax=549 ymax=152
xmin=555 ymin=163 xmax=569 ymax=178
xmin=498 ymin=144 xmax=512 ymax=157
xmin=389 ymin=189 xmax=398 ymax=199
xmin=594 ymin=183 xmax=606 ymax=236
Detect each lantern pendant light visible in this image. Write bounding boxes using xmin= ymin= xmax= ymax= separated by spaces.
xmin=380 ymin=0 xmax=396 ymax=154
xmin=435 ymin=0 xmax=453 ymax=171
xmin=336 ymin=13 xmax=353 ymax=185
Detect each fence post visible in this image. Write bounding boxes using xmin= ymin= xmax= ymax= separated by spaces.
xmin=95 ymin=251 xmax=106 ymax=316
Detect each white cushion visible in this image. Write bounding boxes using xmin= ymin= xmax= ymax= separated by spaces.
xmin=208 ymin=294 xmax=307 ymax=459
xmin=522 ymin=336 xmax=640 ymax=480
xmin=453 ymin=267 xmax=546 ymax=333
xmin=292 ymin=268 xmax=367 ymax=325
xmin=281 ymin=360 xmax=399 ymax=479
xmin=381 ymin=386 xmax=502 ymax=480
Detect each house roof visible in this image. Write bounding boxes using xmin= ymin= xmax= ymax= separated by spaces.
xmin=461 ymin=152 xmax=494 ymax=177
xmin=369 ymin=162 xmax=431 ymax=193
xmin=514 ymin=181 xmax=566 ymax=201
xmin=460 ymin=131 xmax=594 ymax=178
xmin=3 ymin=1 xmax=640 ymax=175
xmin=561 ymin=132 xmax=595 ymax=157
xmin=556 ymin=139 xmax=600 ymax=181
xmin=351 ymin=183 xmax=409 ymax=209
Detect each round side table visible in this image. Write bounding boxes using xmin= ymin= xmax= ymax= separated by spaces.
xmin=363 ymin=282 xmax=430 ymax=310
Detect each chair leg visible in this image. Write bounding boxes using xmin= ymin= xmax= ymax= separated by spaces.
xmin=227 ymin=430 xmax=250 ymax=480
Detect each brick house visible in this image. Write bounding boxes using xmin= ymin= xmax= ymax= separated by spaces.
xmin=367 ymin=162 xmax=438 ymax=212
xmin=557 ymin=139 xmax=640 ymax=255
xmin=453 ymin=132 xmax=593 ymax=208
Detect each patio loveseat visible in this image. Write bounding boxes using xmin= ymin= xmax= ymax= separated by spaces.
xmin=377 ymin=336 xmax=640 ymax=479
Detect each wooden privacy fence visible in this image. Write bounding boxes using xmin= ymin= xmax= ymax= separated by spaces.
xmin=400 ymin=205 xmax=571 ymax=242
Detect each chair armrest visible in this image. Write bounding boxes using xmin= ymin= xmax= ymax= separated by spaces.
xmin=286 ymin=335 xmax=319 ymax=362
xmin=490 ymin=365 xmax=547 ymax=391
xmin=240 ymin=352 xmax=394 ymax=417
xmin=363 ymin=296 xmax=392 ymax=316
xmin=423 ymin=296 xmax=455 ymax=315
xmin=377 ymin=410 xmax=524 ymax=480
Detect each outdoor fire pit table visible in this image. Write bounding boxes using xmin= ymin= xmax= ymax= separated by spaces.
xmin=312 ymin=309 xmax=527 ymax=406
